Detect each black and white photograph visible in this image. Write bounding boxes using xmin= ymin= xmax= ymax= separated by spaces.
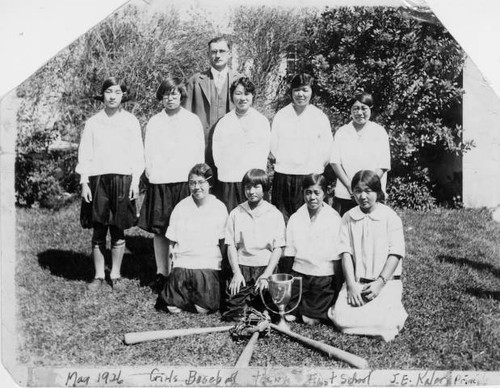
xmin=1 ymin=0 xmax=499 ymax=386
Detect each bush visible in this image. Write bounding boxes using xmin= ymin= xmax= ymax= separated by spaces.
xmin=293 ymin=6 xmax=472 ymax=207
xmin=15 ymin=4 xmax=217 ymax=208
xmin=387 ymin=176 xmax=436 ymax=211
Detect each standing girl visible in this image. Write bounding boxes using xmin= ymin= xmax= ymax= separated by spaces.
xmin=212 ymin=77 xmax=271 ymax=212
xmin=270 ymin=73 xmax=333 ymax=222
xmin=157 ymin=163 xmax=228 ymax=314
xmin=285 ymin=174 xmax=342 ymax=325
xmin=330 ymin=92 xmax=391 ymax=216
xmin=328 ymin=170 xmax=407 ymax=341
xmin=76 ymin=77 xmax=144 ymax=291
xmin=138 ymin=77 xmax=205 ymax=293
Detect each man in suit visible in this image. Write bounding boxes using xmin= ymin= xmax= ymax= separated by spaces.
xmin=185 ymin=36 xmax=241 ymax=194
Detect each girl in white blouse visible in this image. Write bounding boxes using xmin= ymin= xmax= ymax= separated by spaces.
xmin=270 ymin=73 xmax=333 ymax=222
xmin=212 ymin=77 xmax=271 ymax=212
xmin=285 ymin=174 xmax=342 ymax=325
xmin=138 ymin=77 xmax=205 ymax=293
xmin=76 ymin=77 xmax=144 ymax=291
xmin=328 ymin=170 xmax=407 ymax=341
xmin=156 ymin=163 xmax=228 ymax=314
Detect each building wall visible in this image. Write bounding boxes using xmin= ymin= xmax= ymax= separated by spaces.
xmin=463 ymin=57 xmax=500 ymax=208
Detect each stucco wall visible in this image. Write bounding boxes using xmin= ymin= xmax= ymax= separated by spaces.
xmin=463 ymin=57 xmax=500 ymax=208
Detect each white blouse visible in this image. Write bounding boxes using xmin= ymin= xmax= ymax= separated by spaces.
xmin=285 ymin=203 xmax=341 ymax=276
xmin=76 ymin=109 xmax=144 ymax=186
xmin=330 ymin=120 xmax=391 ymax=200
xmin=166 ymin=195 xmax=228 ymax=270
xmin=270 ymin=104 xmax=333 ymax=175
xmin=144 ymin=108 xmax=204 ymax=184
xmin=212 ymin=108 xmax=271 ymax=182
xmin=338 ymin=204 xmax=405 ymax=280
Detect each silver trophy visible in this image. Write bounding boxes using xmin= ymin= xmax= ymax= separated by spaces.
xmin=260 ymin=273 xmax=302 ymax=330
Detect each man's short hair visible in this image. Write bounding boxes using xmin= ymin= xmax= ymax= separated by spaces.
xmin=208 ymin=36 xmax=232 ymax=50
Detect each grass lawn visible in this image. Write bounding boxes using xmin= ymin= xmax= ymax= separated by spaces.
xmin=14 ymin=201 xmax=500 ymax=370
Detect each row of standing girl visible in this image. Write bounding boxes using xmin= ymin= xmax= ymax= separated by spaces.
xmin=76 ymin=74 xmax=406 ymax=341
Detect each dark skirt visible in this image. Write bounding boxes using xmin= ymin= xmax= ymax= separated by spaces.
xmin=219 ymin=181 xmax=245 ymax=212
xmin=80 ymin=174 xmax=137 ymax=230
xmin=137 ymin=181 xmax=190 ymax=235
xmin=288 ymin=270 xmax=338 ymax=321
xmin=333 ymin=196 xmax=357 ymax=217
xmin=271 ymin=172 xmax=307 ymax=222
xmin=160 ymin=267 xmax=220 ymax=313
xmin=221 ymin=265 xmax=268 ymax=321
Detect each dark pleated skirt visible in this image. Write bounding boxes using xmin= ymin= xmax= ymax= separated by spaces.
xmin=271 ymin=172 xmax=307 ymax=222
xmin=333 ymin=196 xmax=357 ymax=217
xmin=160 ymin=267 xmax=220 ymax=313
xmin=219 ymin=181 xmax=246 ymax=212
xmin=288 ymin=270 xmax=338 ymax=320
xmin=80 ymin=174 xmax=137 ymax=230
xmin=137 ymin=181 xmax=190 ymax=235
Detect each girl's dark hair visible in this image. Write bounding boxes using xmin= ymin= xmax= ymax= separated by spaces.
xmin=156 ymin=77 xmax=187 ymax=103
xmin=302 ymin=173 xmax=328 ymax=194
xmin=188 ymin=163 xmax=214 ymax=186
xmin=351 ymin=170 xmax=385 ymax=202
xmin=230 ymin=77 xmax=256 ymax=103
xmin=95 ymin=77 xmax=131 ymax=102
xmin=290 ymin=73 xmax=314 ymax=89
xmin=349 ymin=91 xmax=374 ymax=108
xmin=242 ymin=169 xmax=270 ymax=192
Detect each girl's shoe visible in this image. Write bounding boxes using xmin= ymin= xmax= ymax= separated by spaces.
xmin=88 ymin=278 xmax=105 ymax=291
xmin=111 ymin=277 xmax=126 ymax=291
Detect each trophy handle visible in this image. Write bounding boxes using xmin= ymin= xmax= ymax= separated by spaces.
xmin=283 ymin=276 xmax=302 ymax=315
xmin=259 ymin=276 xmax=303 ymax=316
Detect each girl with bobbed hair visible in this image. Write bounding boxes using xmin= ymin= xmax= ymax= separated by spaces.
xmin=270 ymin=72 xmax=333 ymax=222
xmin=221 ymin=169 xmax=285 ymax=321
xmin=156 ymin=163 xmax=228 ymax=314
xmin=138 ymin=77 xmax=205 ymax=293
xmin=76 ymin=77 xmax=144 ymax=291
xmin=212 ymin=77 xmax=271 ymax=212
xmin=330 ymin=91 xmax=391 ymax=216
xmin=328 ymin=170 xmax=407 ymax=341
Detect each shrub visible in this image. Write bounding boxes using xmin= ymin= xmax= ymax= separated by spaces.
xmin=15 ymin=4 xmax=217 ymax=208
xmin=293 ymin=6 xmax=472 ymax=207
xmin=387 ymin=176 xmax=437 ymax=211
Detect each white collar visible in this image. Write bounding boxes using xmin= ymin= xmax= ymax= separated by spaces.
xmin=349 ymin=203 xmax=384 ymax=221
xmin=211 ymin=67 xmax=229 ymax=79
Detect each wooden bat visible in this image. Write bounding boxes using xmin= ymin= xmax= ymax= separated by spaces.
xmin=234 ymin=320 xmax=269 ymax=367
xmin=270 ymin=323 xmax=369 ymax=369
xmin=123 ymin=325 xmax=233 ymax=345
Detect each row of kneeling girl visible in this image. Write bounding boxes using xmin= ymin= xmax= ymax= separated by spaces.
xmin=76 ymin=76 xmax=405 ymax=342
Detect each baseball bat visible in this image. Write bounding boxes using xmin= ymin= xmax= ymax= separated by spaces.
xmin=124 ymin=325 xmax=233 ymax=345
xmin=270 ymin=323 xmax=369 ymax=369
xmin=234 ymin=320 xmax=269 ymax=367
xmin=234 ymin=331 xmax=260 ymax=367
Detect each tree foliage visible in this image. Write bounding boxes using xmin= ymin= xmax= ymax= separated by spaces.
xmin=16 ymin=5 xmax=470 ymax=209
xmin=295 ymin=7 xmax=470 ymax=206
xmin=231 ymin=6 xmax=308 ymax=117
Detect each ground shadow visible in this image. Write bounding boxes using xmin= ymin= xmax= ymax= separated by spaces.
xmin=38 ymin=250 xmax=94 ymax=281
xmin=436 ymin=254 xmax=500 ymax=278
xmin=122 ymin=235 xmax=156 ymax=287
xmin=38 ymin=234 xmax=156 ymax=287
xmin=437 ymin=254 xmax=500 ymax=301
xmin=465 ymin=287 xmax=500 ymax=301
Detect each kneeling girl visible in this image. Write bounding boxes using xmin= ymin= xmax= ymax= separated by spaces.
xmin=328 ymin=170 xmax=407 ymax=341
xmin=159 ymin=163 xmax=228 ymax=314
xmin=222 ymin=169 xmax=286 ymax=321
xmin=285 ymin=174 xmax=342 ymax=325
